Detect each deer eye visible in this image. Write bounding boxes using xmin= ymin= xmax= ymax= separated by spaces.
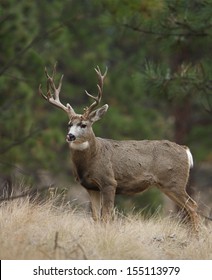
xmin=81 ymin=124 xmax=87 ymax=129
xmin=68 ymin=123 xmax=73 ymax=128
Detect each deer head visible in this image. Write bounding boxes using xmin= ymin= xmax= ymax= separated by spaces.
xmin=39 ymin=63 xmax=108 ymax=145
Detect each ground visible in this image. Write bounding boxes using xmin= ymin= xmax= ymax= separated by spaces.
xmin=0 ymin=197 xmax=212 ymax=260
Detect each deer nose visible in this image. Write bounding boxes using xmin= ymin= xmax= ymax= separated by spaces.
xmin=67 ymin=133 xmax=76 ymax=142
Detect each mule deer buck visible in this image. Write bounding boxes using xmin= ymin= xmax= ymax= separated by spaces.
xmin=39 ymin=63 xmax=199 ymax=232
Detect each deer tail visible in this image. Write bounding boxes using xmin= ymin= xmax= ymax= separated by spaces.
xmin=185 ymin=147 xmax=194 ymax=169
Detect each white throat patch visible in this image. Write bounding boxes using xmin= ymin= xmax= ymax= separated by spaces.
xmin=70 ymin=141 xmax=90 ymax=151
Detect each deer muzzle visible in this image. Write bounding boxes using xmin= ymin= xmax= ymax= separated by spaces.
xmin=66 ymin=133 xmax=76 ymax=142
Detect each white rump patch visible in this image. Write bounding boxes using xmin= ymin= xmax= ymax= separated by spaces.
xmin=186 ymin=148 xmax=194 ymax=168
xmin=70 ymin=141 xmax=89 ymax=151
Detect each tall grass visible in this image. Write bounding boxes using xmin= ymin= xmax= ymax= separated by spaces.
xmin=0 ymin=196 xmax=211 ymax=259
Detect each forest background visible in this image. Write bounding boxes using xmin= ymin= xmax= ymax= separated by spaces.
xmin=0 ymin=0 xmax=212 ymax=215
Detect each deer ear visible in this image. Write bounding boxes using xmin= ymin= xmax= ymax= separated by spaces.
xmin=89 ymin=104 xmax=109 ymax=123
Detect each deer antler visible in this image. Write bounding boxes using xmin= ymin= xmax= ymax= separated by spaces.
xmin=38 ymin=62 xmax=75 ymax=117
xmin=84 ymin=66 xmax=108 ymax=117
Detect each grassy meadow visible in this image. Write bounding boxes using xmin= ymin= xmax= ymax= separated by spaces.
xmin=0 ymin=196 xmax=212 ymax=260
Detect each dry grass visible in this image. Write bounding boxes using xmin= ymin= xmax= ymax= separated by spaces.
xmin=0 ymin=197 xmax=212 ymax=260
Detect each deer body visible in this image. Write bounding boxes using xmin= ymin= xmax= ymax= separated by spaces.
xmin=71 ymin=138 xmax=190 ymax=195
xmin=69 ymin=132 xmax=196 ymax=222
xmin=39 ymin=64 xmax=199 ymax=231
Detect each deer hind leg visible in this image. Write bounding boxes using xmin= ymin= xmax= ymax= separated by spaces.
xmin=87 ymin=190 xmax=101 ymax=221
xmin=163 ymin=189 xmax=199 ymax=233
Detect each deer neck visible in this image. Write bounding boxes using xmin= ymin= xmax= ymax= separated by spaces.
xmin=70 ymin=141 xmax=90 ymax=151
xmin=69 ymin=131 xmax=99 ymax=182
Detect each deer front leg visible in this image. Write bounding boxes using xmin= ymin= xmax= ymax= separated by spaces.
xmin=87 ymin=189 xmax=102 ymax=221
xmin=101 ymin=186 xmax=116 ymax=222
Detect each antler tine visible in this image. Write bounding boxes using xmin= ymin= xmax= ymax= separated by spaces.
xmin=84 ymin=66 xmax=108 ymax=115
xmin=95 ymin=65 xmax=108 ymax=84
xmin=44 ymin=61 xmax=57 ymax=79
xmin=38 ymin=64 xmax=75 ymax=117
xmin=38 ymin=83 xmax=48 ymax=100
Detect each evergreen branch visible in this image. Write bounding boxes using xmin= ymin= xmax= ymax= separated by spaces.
xmin=123 ymin=23 xmax=210 ymax=37
xmin=0 ymin=96 xmax=25 ymax=113
xmin=201 ymin=89 xmax=212 ymax=114
xmin=0 ymin=23 xmax=65 ymax=77
xmin=3 ymin=73 xmax=33 ymax=82
xmin=0 ymin=128 xmax=40 ymax=155
xmin=0 ymin=14 xmax=13 ymax=26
